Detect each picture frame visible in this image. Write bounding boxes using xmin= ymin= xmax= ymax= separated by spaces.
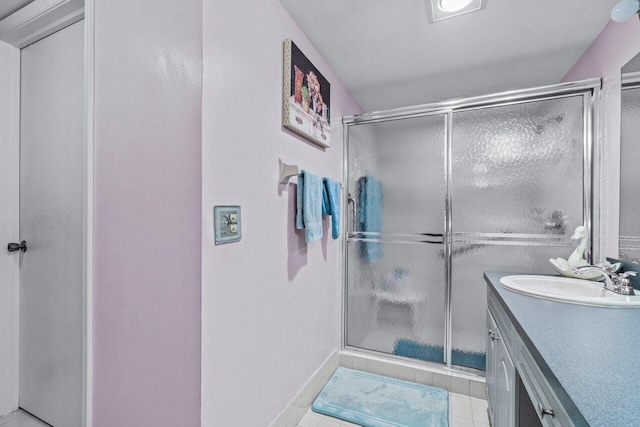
xmin=283 ymin=39 xmax=331 ymax=148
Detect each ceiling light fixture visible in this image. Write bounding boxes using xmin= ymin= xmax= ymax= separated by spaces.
xmin=611 ymin=0 xmax=640 ymax=22
xmin=428 ymin=0 xmax=485 ymax=23
xmin=438 ymin=0 xmax=473 ymax=13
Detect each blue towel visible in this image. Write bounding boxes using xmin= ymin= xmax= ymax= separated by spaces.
xmin=296 ymin=175 xmax=304 ymax=230
xmin=296 ymin=170 xmax=323 ymax=242
xmin=322 ymin=178 xmax=341 ymax=239
xmin=358 ymin=175 xmax=383 ymax=263
xmin=394 ymin=339 xmax=487 ymax=371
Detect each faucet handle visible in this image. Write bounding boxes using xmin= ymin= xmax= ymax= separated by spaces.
xmin=618 ymin=271 xmax=637 ymax=284
xmin=616 ymin=271 xmax=636 ymax=295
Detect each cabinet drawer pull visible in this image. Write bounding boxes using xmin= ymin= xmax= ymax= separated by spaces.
xmin=538 ymin=403 xmax=555 ymax=419
xmin=488 ymin=329 xmax=500 ymax=341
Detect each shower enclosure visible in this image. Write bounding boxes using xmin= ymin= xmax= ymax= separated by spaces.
xmin=342 ymin=80 xmax=599 ymax=375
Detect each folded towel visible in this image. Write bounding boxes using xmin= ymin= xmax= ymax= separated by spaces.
xmin=322 ymin=177 xmax=341 ymax=239
xmin=358 ymin=175 xmax=383 ymax=263
xmin=393 ymin=339 xmax=487 ymax=370
xmin=296 ymin=170 xmax=323 ymax=242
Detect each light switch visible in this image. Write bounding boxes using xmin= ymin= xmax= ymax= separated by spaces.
xmin=214 ymin=206 xmax=241 ymax=244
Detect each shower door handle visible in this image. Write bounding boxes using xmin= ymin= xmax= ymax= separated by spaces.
xmin=348 ymin=194 xmax=356 ymax=237
xmin=7 ymin=241 xmax=27 ymax=253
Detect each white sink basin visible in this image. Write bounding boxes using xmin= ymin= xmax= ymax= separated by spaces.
xmin=499 ymin=275 xmax=640 ymax=307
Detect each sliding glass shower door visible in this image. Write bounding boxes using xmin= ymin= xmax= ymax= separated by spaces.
xmin=449 ymin=95 xmax=588 ymax=370
xmin=344 ymin=84 xmax=595 ymax=373
xmin=345 ymin=113 xmax=448 ymax=363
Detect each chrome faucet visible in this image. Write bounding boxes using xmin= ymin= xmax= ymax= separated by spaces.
xmin=573 ymin=265 xmax=637 ymax=296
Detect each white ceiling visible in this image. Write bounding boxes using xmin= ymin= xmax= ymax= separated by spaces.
xmin=0 ymin=0 xmax=33 ymax=21
xmin=279 ymin=0 xmax=618 ymax=111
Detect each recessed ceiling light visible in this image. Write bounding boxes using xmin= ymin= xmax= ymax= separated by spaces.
xmin=438 ymin=0 xmax=473 ymax=13
xmin=428 ymin=0 xmax=485 ymax=23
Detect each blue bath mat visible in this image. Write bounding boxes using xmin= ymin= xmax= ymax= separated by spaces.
xmin=312 ymin=367 xmax=449 ymax=427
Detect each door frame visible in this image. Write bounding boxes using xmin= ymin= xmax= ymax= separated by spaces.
xmin=0 ymin=0 xmax=94 ymax=425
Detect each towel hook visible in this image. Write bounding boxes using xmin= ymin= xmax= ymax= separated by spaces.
xmin=279 ymin=159 xmax=300 ymax=185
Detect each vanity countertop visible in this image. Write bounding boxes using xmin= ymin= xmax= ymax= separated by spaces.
xmin=484 ymin=271 xmax=640 ymax=427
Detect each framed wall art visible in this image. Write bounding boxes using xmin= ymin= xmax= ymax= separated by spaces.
xmin=283 ymin=39 xmax=331 ymax=148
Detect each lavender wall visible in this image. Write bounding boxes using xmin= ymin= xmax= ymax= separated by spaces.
xmin=563 ymin=20 xmax=640 ymax=81
xmin=201 ymin=0 xmax=362 ymax=425
xmin=563 ymin=19 xmax=640 ymax=259
xmin=92 ymin=1 xmax=202 ymax=426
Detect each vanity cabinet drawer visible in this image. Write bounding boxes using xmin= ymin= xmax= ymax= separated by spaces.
xmin=488 ymin=288 xmax=515 ymax=353
xmin=515 ymin=339 xmax=574 ymax=427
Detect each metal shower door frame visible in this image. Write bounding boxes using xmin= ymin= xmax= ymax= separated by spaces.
xmin=618 ymin=81 xmax=640 ymax=257
xmin=341 ymin=78 xmax=601 ymax=376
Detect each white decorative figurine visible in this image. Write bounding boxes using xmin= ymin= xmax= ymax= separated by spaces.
xmin=549 ymin=226 xmax=600 ymax=279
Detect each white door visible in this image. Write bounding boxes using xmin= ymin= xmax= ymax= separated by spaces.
xmin=19 ymin=21 xmax=84 ymax=427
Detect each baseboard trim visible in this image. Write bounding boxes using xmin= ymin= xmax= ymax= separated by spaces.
xmin=269 ymin=350 xmax=339 ymax=427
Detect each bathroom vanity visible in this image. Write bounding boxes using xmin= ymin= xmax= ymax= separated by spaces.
xmin=484 ymin=271 xmax=640 ymax=427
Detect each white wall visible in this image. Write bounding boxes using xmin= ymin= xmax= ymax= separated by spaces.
xmin=0 ymin=40 xmax=20 ymax=417
xmin=201 ymin=0 xmax=362 ymax=425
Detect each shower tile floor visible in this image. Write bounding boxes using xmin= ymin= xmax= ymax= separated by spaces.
xmin=0 ymin=410 xmax=50 ymax=427
xmin=297 ymin=393 xmax=490 ymax=427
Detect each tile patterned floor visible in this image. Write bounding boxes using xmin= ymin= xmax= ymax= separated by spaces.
xmin=297 ymin=393 xmax=490 ymax=427
xmin=0 ymin=410 xmax=51 ymax=427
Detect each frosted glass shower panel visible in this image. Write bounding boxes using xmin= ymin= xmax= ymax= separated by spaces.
xmin=450 ymin=242 xmax=565 ymax=370
xmin=347 ymin=114 xmax=446 ymax=235
xmin=452 ymin=96 xmax=585 ymax=235
xmin=346 ymin=241 xmax=446 ymax=361
xmin=620 ymin=87 xmax=640 ymax=264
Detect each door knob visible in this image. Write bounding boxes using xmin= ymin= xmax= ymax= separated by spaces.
xmin=7 ymin=241 xmax=27 ymax=253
